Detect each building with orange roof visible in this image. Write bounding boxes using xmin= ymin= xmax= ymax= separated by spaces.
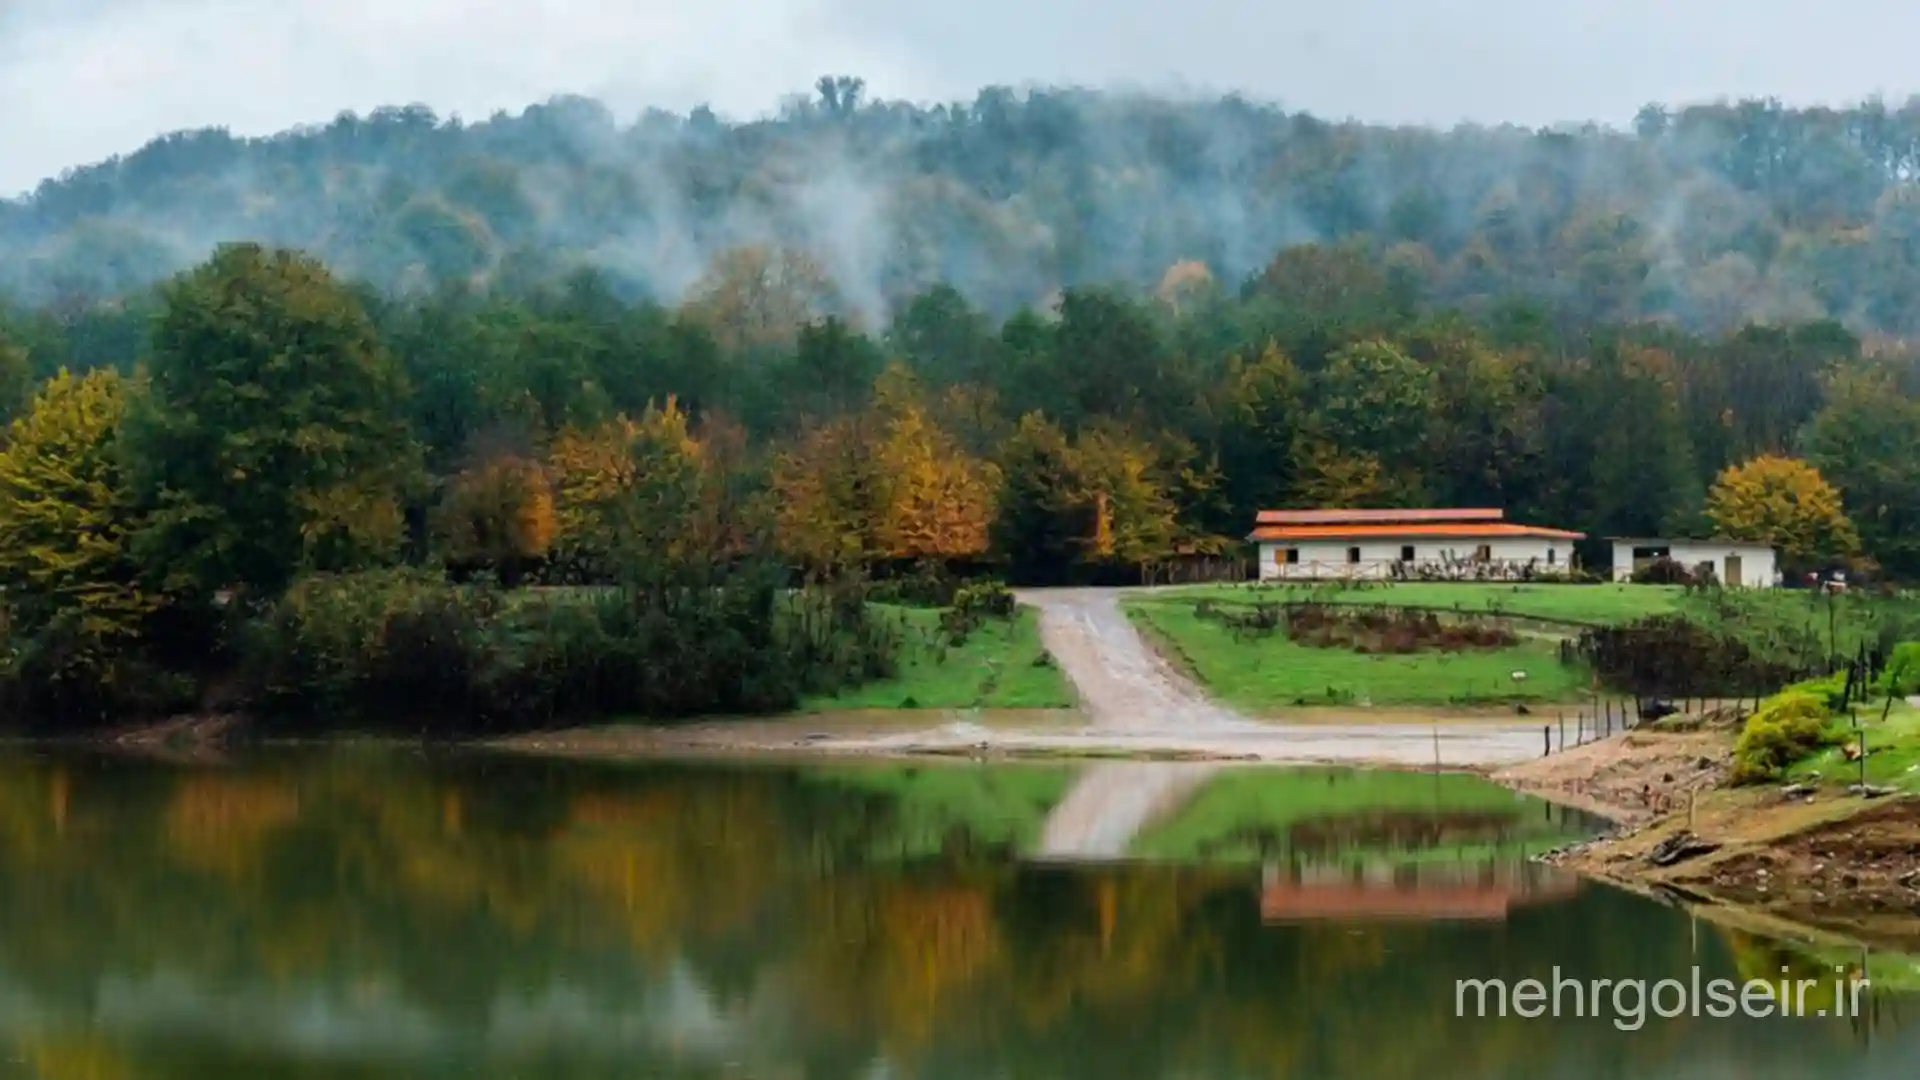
xmin=1248 ymin=508 xmax=1584 ymax=582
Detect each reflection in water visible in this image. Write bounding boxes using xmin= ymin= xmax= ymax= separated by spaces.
xmin=1259 ymin=860 xmax=1581 ymax=923
xmin=0 ymin=749 xmax=1911 ymax=1079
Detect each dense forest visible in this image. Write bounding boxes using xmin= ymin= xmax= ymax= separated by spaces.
xmin=15 ymin=79 xmax=1920 ymax=337
xmin=1 ymin=80 xmax=1918 ymax=726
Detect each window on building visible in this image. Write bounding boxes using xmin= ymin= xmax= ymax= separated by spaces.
xmin=1284 ymin=548 xmax=1300 ymax=565
xmin=1547 ymin=548 xmax=1557 ymax=565
xmin=1400 ymin=544 xmax=1416 ymax=562
xmin=1475 ymin=544 xmax=1492 ymax=561
xmin=1347 ymin=546 xmax=1362 ymax=564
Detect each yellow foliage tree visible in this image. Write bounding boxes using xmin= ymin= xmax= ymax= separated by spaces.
xmin=432 ymin=454 xmax=557 ymax=579
xmin=0 ymin=369 xmax=157 ymax=671
xmin=548 ymin=396 xmax=713 ymax=575
xmin=1069 ymin=425 xmax=1182 ymax=568
xmin=873 ymin=395 xmax=1000 ymax=562
xmin=771 ymin=413 xmax=882 ymax=572
xmin=773 ymin=366 xmax=1000 ymax=572
xmin=1705 ymin=454 xmax=1861 ymax=565
xmin=682 ymin=245 xmax=842 ymax=352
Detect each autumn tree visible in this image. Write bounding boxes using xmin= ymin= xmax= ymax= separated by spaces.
xmin=0 ymin=368 xmax=156 ymax=676
xmin=431 ymin=454 xmax=557 ymax=583
xmin=548 ymin=396 xmax=717 ymax=578
xmin=1154 ymin=259 xmax=1215 ymax=317
xmin=1705 ymin=454 xmax=1861 ymax=567
xmin=126 ymin=244 xmax=423 ymax=602
xmin=683 ymin=245 xmax=842 ymax=353
xmin=870 ymin=370 xmax=1000 ymax=563
xmin=771 ymin=366 xmax=999 ymax=573
xmin=1069 ymin=423 xmax=1183 ymax=572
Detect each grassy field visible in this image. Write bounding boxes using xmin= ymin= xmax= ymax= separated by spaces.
xmin=1127 ymin=582 xmax=1920 ymax=710
xmin=1131 ymin=767 xmax=1590 ymax=863
xmin=1126 ymin=596 xmax=1589 ymax=708
xmin=1681 ymin=588 xmax=1920 ymax=666
xmin=1144 ymin=581 xmax=1681 ymax=627
xmin=803 ymin=606 xmax=1077 ymax=712
xmin=1787 ymin=699 xmax=1920 ymax=793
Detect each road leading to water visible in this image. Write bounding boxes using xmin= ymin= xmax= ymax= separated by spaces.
xmin=1019 ymin=587 xmax=1267 ymax=733
xmin=1010 ymin=588 xmax=1547 ymax=859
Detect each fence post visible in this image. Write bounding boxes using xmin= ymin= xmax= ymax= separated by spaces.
xmin=1558 ymin=712 xmax=1565 ymax=751
xmin=1543 ymin=725 xmax=1551 ymax=757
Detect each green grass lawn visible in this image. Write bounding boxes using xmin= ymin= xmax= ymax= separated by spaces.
xmin=1145 ymin=581 xmax=1681 ymax=627
xmin=799 ymin=761 xmax=1076 ymax=856
xmin=1679 ymin=589 xmax=1920 ymax=666
xmin=1125 ymin=596 xmax=1588 ymax=708
xmin=803 ymin=606 xmax=1077 ymax=712
xmin=1788 ymin=698 xmax=1920 ymax=793
xmin=1130 ymin=767 xmax=1591 ymax=863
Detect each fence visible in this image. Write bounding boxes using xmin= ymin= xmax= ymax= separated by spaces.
xmin=1262 ymin=558 xmax=1576 ymax=584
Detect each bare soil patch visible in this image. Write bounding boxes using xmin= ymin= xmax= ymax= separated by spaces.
xmin=1494 ymin=728 xmax=1732 ymax=826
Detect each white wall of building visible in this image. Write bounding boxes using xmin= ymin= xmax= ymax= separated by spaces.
xmin=1609 ymin=541 xmax=1778 ymax=588
xmin=1255 ymin=536 xmax=1576 ymax=581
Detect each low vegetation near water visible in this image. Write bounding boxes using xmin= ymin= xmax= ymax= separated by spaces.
xmin=801 ymin=603 xmax=1074 ymax=712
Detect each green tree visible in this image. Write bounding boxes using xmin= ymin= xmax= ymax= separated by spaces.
xmin=127 ymin=244 xmax=423 ymax=602
xmin=1805 ymin=365 xmax=1920 ymax=575
xmin=0 ymin=329 xmax=32 ymax=429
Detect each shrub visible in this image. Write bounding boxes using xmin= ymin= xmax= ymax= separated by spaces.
xmin=1779 ymin=671 xmax=1850 ymax=711
xmin=1730 ymin=690 xmax=1837 ymax=785
xmin=1631 ymin=557 xmax=1695 ymax=586
xmin=952 ymin=581 xmax=1016 ymax=620
xmin=939 ymin=580 xmax=1017 ymax=645
xmin=239 ymin=565 xmax=903 ymax=732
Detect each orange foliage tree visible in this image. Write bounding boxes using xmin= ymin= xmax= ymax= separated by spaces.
xmin=546 ymin=396 xmax=732 ymax=578
xmin=773 ymin=366 xmax=1000 ymax=574
xmin=431 ymin=454 xmax=557 ymax=582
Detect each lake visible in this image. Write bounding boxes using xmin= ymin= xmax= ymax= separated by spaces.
xmin=0 ymin=748 xmax=1913 ymax=1078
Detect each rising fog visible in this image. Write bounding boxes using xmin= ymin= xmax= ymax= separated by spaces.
xmin=7 ymin=0 xmax=1920 ymax=331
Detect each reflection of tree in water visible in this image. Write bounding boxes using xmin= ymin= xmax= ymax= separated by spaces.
xmin=0 ymin=752 xmax=1909 ymax=1080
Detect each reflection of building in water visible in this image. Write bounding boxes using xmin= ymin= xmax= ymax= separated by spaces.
xmin=1258 ymin=860 xmax=1580 ymax=923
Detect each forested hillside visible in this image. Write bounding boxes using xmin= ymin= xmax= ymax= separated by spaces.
xmin=10 ymin=79 xmax=1920 ymax=336
xmin=2 ymin=81 xmax=1920 ymax=726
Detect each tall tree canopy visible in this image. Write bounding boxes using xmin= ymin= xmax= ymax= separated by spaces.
xmin=126 ymin=244 xmax=423 ymax=600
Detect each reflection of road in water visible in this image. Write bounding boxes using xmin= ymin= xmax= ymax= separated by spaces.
xmin=1034 ymin=762 xmax=1222 ymax=858
xmin=928 ymin=588 xmax=1557 ymax=858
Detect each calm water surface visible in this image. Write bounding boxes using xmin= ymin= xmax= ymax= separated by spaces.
xmin=0 ymin=748 xmax=1912 ymax=1079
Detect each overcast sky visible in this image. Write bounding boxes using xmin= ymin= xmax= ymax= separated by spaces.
xmin=4 ymin=0 xmax=1920 ymax=195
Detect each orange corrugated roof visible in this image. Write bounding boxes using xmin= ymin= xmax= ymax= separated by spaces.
xmin=1247 ymin=523 xmax=1585 ymax=541
xmin=1255 ymin=508 xmax=1506 ymax=526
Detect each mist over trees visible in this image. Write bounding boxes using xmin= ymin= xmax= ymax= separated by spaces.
xmin=11 ymin=80 xmax=1920 ymax=338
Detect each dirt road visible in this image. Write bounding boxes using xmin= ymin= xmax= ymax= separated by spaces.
xmin=1012 ymin=588 xmax=1547 ymax=858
